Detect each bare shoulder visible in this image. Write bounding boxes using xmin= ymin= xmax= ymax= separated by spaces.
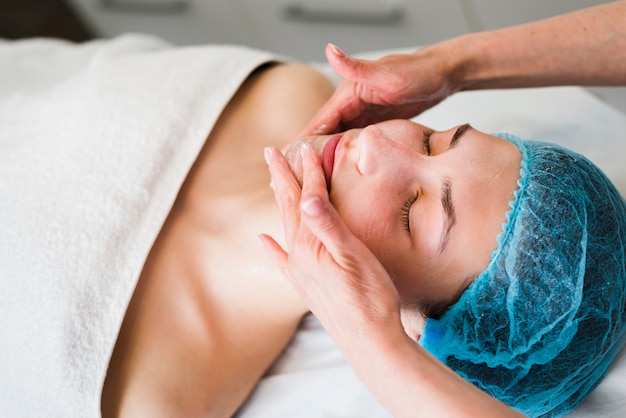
xmin=251 ymin=62 xmax=335 ymax=103
xmin=233 ymin=63 xmax=336 ymax=143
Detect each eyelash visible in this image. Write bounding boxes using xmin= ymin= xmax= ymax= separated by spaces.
xmin=401 ymin=192 xmax=419 ymax=234
xmin=401 ymin=130 xmax=433 ymax=234
xmin=422 ymin=130 xmax=433 ymax=155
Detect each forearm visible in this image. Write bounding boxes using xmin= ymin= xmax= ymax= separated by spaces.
xmin=339 ymin=324 xmax=522 ymax=418
xmin=431 ymin=0 xmax=626 ymax=90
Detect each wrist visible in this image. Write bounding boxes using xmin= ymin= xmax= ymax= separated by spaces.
xmin=415 ymin=33 xmax=482 ymax=95
xmin=435 ymin=30 xmax=538 ymax=91
xmin=443 ymin=32 xmax=496 ymax=92
xmin=333 ymin=309 xmax=407 ymax=361
xmin=339 ymin=320 xmax=416 ymax=379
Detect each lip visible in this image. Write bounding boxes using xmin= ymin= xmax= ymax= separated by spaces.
xmin=321 ymin=134 xmax=342 ymax=189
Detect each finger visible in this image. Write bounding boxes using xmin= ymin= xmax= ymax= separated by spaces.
xmin=265 ymin=147 xmax=303 ymax=245
xmin=300 ymin=44 xmax=369 ymax=137
xmin=325 ymin=43 xmax=369 ymax=82
xmin=299 ymin=93 xmax=346 ymax=136
xmin=301 ymin=80 xmax=374 ymax=136
xmin=327 ymin=46 xmax=420 ymax=101
xmin=326 ymin=43 xmax=393 ymax=87
xmin=299 ymin=142 xmax=329 ymax=201
xmin=299 ymin=144 xmax=358 ymax=257
xmin=257 ymin=233 xmax=289 ymax=273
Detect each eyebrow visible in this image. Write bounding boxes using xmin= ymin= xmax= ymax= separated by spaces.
xmin=449 ymin=123 xmax=471 ymax=149
xmin=437 ymin=123 xmax=471 ymax=254
xmin=438 ymin=179 xmax=456 ymax=254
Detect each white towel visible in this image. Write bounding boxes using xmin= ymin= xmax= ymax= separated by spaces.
xmin=0 ymin=34 xmax=275 ymax=418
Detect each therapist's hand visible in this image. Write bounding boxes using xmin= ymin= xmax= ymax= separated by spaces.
xmin=259 ymin=143 xmax=402 ymax=346
xmin=301 ymin=44 xmax=459 ymax=136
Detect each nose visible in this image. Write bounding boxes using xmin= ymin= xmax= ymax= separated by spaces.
xmin=356 ymin=126 xmax=393 ymax=175
xmin=357 ymin=125 xmax=406 ymax=175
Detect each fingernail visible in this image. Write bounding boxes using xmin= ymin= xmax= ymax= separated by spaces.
xmin=301 ymin=143 xmax=314 ymax=155
xmin=269 ymin=180 xmax=275 ymax=191
xmin=264 ymin=147 xmax=272 ymax=164
xmin=301 ymin=197 xmax=323 ymax=216
xmin=328 ymin=43 xmax=345 ymax=58
xmin=313 ymin=124 xmax=328 ymax=135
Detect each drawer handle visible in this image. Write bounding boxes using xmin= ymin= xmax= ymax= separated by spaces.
xmin=101 ymin=0 xmax=187 ymax=14
xmin=283 ymin=0 xmax=404 ymax=25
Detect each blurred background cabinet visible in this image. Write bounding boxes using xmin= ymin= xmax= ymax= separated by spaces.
xmin=1 ymin=0 xmax=623 ymax=111
xmin=58 ymin=0 xmax=606 ymax=60
xmin=60 ymin=0 xmax=471 ymax=61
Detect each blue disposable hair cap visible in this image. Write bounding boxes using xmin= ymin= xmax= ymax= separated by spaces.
xmin=421 ymin=133 xmax=626 ymax=417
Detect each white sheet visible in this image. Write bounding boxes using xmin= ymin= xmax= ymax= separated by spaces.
xmin=239 ymin=52 xmax=626 ymax=418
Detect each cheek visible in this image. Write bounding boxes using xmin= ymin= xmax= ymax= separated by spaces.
xmin=335 ymin=196 xmax=421 ymax=283
xmin=332 ymin=189 xmax=396 ymax=250
xmin=333 ymin=187 xmax=437 ymax=300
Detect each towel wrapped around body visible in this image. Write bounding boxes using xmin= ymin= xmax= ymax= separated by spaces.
xmin=0 ymin=34 xmax=275 ymax=418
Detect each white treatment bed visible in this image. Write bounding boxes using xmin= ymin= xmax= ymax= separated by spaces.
xmin=0 ymin=36 xmax=624 ymax=417
xmin=238 ymin=49 xmax=626 ymax=418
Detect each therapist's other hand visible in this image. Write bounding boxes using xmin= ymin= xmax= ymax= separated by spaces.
xmin=301 ymin=44 xmax=458 ymax=136
xmin=259 ymin=144 xmax=401 ymax=344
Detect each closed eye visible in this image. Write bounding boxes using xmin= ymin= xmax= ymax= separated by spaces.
xmin=422 ymin=130 xmax=433 ymax=155
xmin=401 ymin=192 xmax=419 ymax=234
xmin=422 ymin=123 xmax=470 ymax=156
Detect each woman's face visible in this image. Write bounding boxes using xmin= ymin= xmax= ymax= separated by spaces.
xmin=284 ymin=120 xmax=521 ymax=316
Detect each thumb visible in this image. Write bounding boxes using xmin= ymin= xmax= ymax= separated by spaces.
xmin=325 ymin=43 xmax=383 ymax=85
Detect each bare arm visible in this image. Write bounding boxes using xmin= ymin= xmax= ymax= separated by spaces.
xmin=302 ymin=0 xmax=626 ymax=135
xmin=450 ymin=0 xmax=626 ymax=90
xmin=341 ymin=321 xmax=522 ymax=418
